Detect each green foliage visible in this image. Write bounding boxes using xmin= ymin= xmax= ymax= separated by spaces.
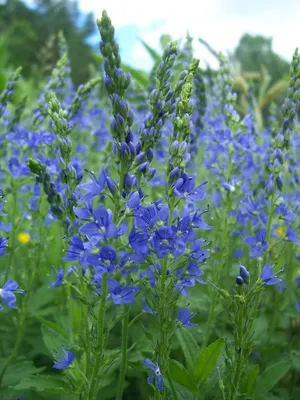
xmin=193 ymin=338 xmax=225 ymax=385
xmin=169 ymin=359 xmax=198 ymax=393
xmin=11 ymin=375 xmax=74 ymax=395
xmin=0 ymin=359 xmax=44 ymax=387
xmin=41 ymin=325 xmax=69 ymax=356
xmin=0 ymin=0 xmax=96 ymax=86
xmin=235 ymin=34 xmax=290 ymax=85
xmin=254 ymin=360 xmax=292 ymax=397
xmin=176 ymin=328 xmax=200 ymax=372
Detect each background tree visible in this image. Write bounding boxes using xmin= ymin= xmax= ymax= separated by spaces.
xmin=234 ymin=34 xmax=290 ymax=85
xmin=0 ymin=0 xmax=96 ymax=86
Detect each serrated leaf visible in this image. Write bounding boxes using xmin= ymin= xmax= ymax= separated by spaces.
xmin=193 ymin=338 xmax=224 ymax=384
xmin=2 ymin=359 xmax=45 ymax=387
xmin=41 ymin=324 xmax=69 ymax=356
xmin=176 ymin=327 xmax=200 ymax=372
xmin=11 ymin=375 xmax=74 ymax=394
xmin=254 ymin=360 xmax=291 ymax=396
xmin=27 ymin=285 xmax=57 ymax=316
xmin=169 ymin=359 xmax=198 ymax=394
xmin=39 ymin=318 xmax=69 ymax=339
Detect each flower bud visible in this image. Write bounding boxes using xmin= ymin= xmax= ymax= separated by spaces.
xmin=240 ymin=265 xmax=250 ymax=282
xmin=236 ymin=276 xmax=244 ymax=285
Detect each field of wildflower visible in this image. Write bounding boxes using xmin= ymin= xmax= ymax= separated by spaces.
xmin=0 ymin=9 xmax=300 ymax=400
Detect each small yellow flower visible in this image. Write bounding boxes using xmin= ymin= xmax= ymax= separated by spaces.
xmin=17 ymin=232 xmax=31 ymax=244
xmin=275 ymin=227 xmax=285 ymax=238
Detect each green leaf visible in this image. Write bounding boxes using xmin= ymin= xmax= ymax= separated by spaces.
xmin=122 ymin=63 xmax=149 ymax=86
xmin=169 ymin=359 xmax=198 ymax=394
xmin=27 ymin=285 xmax=57 ymax=316
xmin=0 ymin=71 xmax=6 ymax=92
xmin=41 ymin=324 xmax=69 ymax=356
xmin=176 ymin=327 xmax=200 ymax=372
xmin=139 ymin=39 xmax=160 ymax=62
xmin=11 ymin=375 xmax=74 ymax=394
xmin=193 ymin=338 xmax=225 ymax=384
xmin=254 ymin=360 xmax=291 ymax=396
xmin=246 ymin=364 xmax=260 ymax=394
xmin=2 ymin=359 xmax=45 ymax=387
xmin=160 ymin=34 xmax=172 ymax=49
xmin=291 ymin=350 xmax=300 ymax=371
xmin=39 ymin=318 xmax=69 ymax=339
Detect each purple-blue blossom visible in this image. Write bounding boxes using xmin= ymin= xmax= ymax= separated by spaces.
xmin=0 ymin=280 xmax=26 ymax=310
xmin=143 ymin=358 xmax=164 ymax=391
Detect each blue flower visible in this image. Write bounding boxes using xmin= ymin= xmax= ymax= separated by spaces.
xmin=176 ymin=275 xmax=195 ymax=296
xmin=134 ymin=204 xmax=158 ymax=230
xmin=174 ymin=174 xmax=206 ymax=202
xmin=79 ymin=205 xmax=117 ymax=243
xmin=178 ymin=308 xmax=197 ymax=327
xmin=53 ymin=349 xmax=75 ymax=370
xmin=79 ymin=169 xmax=106 ymax=202
xmin=286 ymin=226 xmax=300 ymax=245
xmin=187 ymin=262 xmax=206 ymax=284
xmin=260 ymin=264 xmax=282 ymax=285
xmin=62 ymin=235 xmax=88 ymax=263
xmin=107 ymin=278 xmax=139 ymax=304
xmin=87 ymin=244 xmax=116 ymax=272
xmin=143 ymin=358 xmax=164 ymax=391
xmin=129 ymin=225 xmax=149 ymax=255
xmin=48 ymin=267 xmax=64 ymax=288
xmin=0 ymin=280 xmax=26 ymax=310
xmin=151 ymin=226 xmax=177 ymax=259
xmin=244 ymin=228 xmax=268 ymax=258
xmin=0 ymin=237 xmax=8 ymax=256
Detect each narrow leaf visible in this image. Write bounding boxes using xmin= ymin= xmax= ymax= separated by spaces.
xmin=41 ymin=324 xmax=69 ymax=356
xmin=176 ymin=327 xmax=200 ymax=372
xmin=193 ymin=338 xmax=225 ymax=384
xmin=169 ymin=359 xmax=198 ymax=394
xmin=122 ymin=63 xmax=149 ymax=86
xmin=246 ymin=364 xmax=260 ymax=394
xmin=254 ymin=360 xmax=291 ymax=396
xmin=139 ymin=39 xmax=160 ymax=62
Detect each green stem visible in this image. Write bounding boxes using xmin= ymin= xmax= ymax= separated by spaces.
xmin=201 ymin=294 xmax=216 ymax=349
xmin=6 ymin=179 xmax=18 ymax=281
xmin=252 ymin=174 xmax=278 ymax=321
xmin=0 ymin=197 xmax=44 ymax=386
xmin=232 ymin=299 xmax=245 ymax=400
xmin=202 ymin=192 xmax=231 ymax=348
xmin=157 ymin=199 xmax=175 ymax=399
xmin=0 ymin=312 xmax=25 ymax=386
xmin=88 ymin=273 xmax=108 ymax=399
xmin=116 ymin=305 xmax=129 ymax=400
xmin=263 ymin=174 xmax=278 ymax=266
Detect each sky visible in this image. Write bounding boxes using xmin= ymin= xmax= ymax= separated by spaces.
xmin=78 ymin=0 xmax=300 ymax=71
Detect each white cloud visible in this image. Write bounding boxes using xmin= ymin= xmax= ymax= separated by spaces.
xmin=79 ymin=0 xmax=300 ymax=69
